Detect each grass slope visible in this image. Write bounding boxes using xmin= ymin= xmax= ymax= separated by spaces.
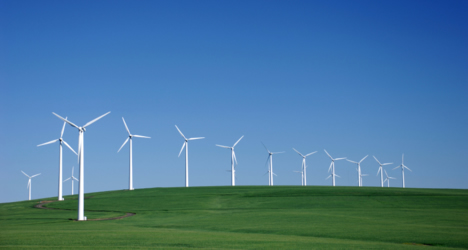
xmin=1 ymin=186 xmax=467 ymax=249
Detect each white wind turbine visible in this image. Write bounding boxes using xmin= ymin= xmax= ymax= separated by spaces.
xmin=292 ymin=148 xmax=317 ymax=186
xmin=53 ymin=111 xmax=110 ymax=221
xmin=346 ymin=155 xmax=368 ymax=187
xmin=63 ymin=167 xmax=79 ymax=195
xmin=21 ymin=171 xmax=41 ymax=200
xmin=384 ymin=170 xmax=396 ymax=187
xmin=118 ymin=117 xmax=150 ymax=191
xmin=373 ymin=156 xmax=393 ymax=188
xmin=262 ymin=143 xmax=284 ymax=186
xmin=324 ymin=150 xmax=346 ymax=186
xmin=393 ymin=154 xmax=412 ymax=188
xmin=175 ymin=125 xmax=204 ymax=187
xmin=37 ymin=117 xmax=77 ymax=201
xmin=216 ymin=135 xmax=244 ymax=186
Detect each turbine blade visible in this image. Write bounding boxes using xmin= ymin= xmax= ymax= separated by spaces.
xmin=63 ymin=177 xmax=71 ymax=182
xmin=122 ymin=117 xmax=131 ymax=135
xmin=30 ymin=173 xmax=41 ymax=178
xmin=273 ymin=173 xmax=277 ymax=176
xmin=261 ymin=142 xmax=270 ymax=153
xmin=335 ymin=174 xmax=340 ymax=178
xmin=305 ymin=151 xmax=317 ymax=157
xmin=377 ymin=167 xmax=381 ymax=175
xmin=328 ymin=162 xmax=333 ymax=172
xmin=373 ymin=156 xmax=382 ymax=165
xmin=292 ymin=148 xmax=304 ymax=157
xmin=53 ymin=112 xmax=79 ymax=129
xmin=188 ymin=137 xmax=204 ymax=140
xmin=324 ymin=149 xmax=333 ymax=159
xmin=405 ymin=166 xmax=412 ymax=172
xmin=233 ymin=150 xmax=238 ymax=165
xmin=326 ymin=175 xmax=331 ymax=180
xmin=117 ymin=137 xmax=130 ymax=152
xmin=37 ymin=139 xmax=59 ymax=147
xmin=359 ymin=155 xmax=368 ymax=163
xmin=232 ymin=135 xmax=244 ymax=147
xmin=73 ymin=177 xmax=79 ymax=181
xmin=83 ymin=111 xmax=111 ymax=128
xmin=216 ymin=144 xmax=230 ymax=148
xmin=384 ymin=170 xmax=389 ymax=177
xmin=21 ymin=171 xmax=30 ymax=178
xmin=62 ymin=140 xmax=77 ymax=155
xmin=382 ymin=163 xmax=393 ymax=166
xmin=60 ymin=118 xmax=67 ymax=138
xmin=272 ymin=151 xmax=285 ymax=154
xmin=393 ymin=165 xmax=401 ymax=170
xmin=178 ymin=142 xmax=186 ymax=157
xmin=175 ymin=125 xmax=186 ymax=140
xmin=133 ymin=135 xmax=151 ymax=138
xmin=334 ymin=157 xmax=346 ymax=161
xmin=346 ymin=159 xmax=358 ymax=164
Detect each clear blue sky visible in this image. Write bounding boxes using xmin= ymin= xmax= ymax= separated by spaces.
xmin=1 ymin=0 xmax=467 ymax=203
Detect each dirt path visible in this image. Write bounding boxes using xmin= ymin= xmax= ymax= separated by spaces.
xmin=35 ymin=199 xmax=136 ymax=221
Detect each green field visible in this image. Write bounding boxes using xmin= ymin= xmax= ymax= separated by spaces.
xmin=1 ymin=186 xmax=467 ymax=249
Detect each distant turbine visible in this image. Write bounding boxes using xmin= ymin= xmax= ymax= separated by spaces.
xmin=118 ymin=117 xmax=150 ymax=191
xmin=216 ymin=135 xmax=244 ymax=186
xmin=37 ymin=117 xmax=77 ymax=201
xmin=346 ymin=155 xmax=368 ymax=187
xmin=393 ymin=154 xmax=412 ymax=188
xmin=175 ymin=125 xmax=204 ymax=187
xmin=324 ymin=150 xmax=346 ymax=186
xmin=63 ymin=167 xmax=79 ymax=195
xmin=21 ymin=171 xmax=40 ymax=200
xmin=262 ymin=143 xmax=284 ymax=186
xmin=53 ymin=111 xmax=110 ymax=221
xmin=373 ymin=156 xmax=393 ymax=188
xmin=292 ymin=148 xmax=317 ymax=186
xmin=384 ymin=170 xmax=396 ymax=187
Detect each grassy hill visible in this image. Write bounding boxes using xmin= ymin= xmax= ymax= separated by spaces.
xmin=1 ymin=186 xmax=467 ymax=249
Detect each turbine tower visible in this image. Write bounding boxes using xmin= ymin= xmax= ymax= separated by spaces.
xmin=393 ymin=154 xmax=412 ymax=188
xmin=175 ymin=125 xmax=204 ymax=187
xmin=346 ymin=155 xmax=368 ymax=187
xmin=324 ymin=150 xmax=346 ymax=186
xmin=293 ymin=170 xmax=304 ymax=186
xmin=118 ymin=117 xmax=150 ymax=191
xmin=262 ymin=143 xmax=284 ymax=186
xmin=53 ymin=111 xmax=110 ymax=221
xmin=373 ymin=156 xmax=393 ymax=188
xmin=37 ymin=117 xmax=77 ymax=201
xmin=21 ymin=171 xmax=40 ymax=200
xmin=216 ymin=135 xmax=244 ymax=186
xmin=384 ymin=170 xmax=396 ymax=187
xmin=63 ymin=167 xmax=79 ymax=195
xmin=292 ymin=148 xmax=317 ymax=186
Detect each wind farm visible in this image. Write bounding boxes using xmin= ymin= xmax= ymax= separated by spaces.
xmin=2 ymin=0 xmax=467 ymax=249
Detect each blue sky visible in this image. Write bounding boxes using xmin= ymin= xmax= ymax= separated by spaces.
xmin=1 ymin=0 xmax=467 ymax=203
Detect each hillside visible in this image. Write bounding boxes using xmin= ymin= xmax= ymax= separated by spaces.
xmin=1 ymin=186 xmax=467 ymax=249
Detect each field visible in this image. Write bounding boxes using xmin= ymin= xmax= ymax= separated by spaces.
xmin=1 ymin=186 xmax=467 ymax=249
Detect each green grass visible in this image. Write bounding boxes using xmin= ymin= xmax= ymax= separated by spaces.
xmin=1 ymin=186 xmax=467 ymax=249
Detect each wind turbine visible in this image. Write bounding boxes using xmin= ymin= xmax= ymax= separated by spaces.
xmin=292 ymin=148 xmax=317 ymax=186
xmin=52 ymin=111 xmax=110 ymax=221
xmin=63 ymin=167 xmax=79 ymax=195
xmin=324 ymin=150 xmax=346 ymax=186
xmin=175 ymin=125 xmax=204 ymax=187
xmin=373 ymin=156 xmax=393 ymax=188
xmin=118 ymin=117 xmax=150 ymax=191
xmin=262 ymin=143 xmax=284 ymax=186
xmin=393 ymin=154 xmax=412 ymax=188
xmin=346 ymin=155 xmax=368 ymax=187
xmin=21 ymin=171 xmax=40 ymax=200
xmin=384 ymin=170 xmax=396 ymax=187
xmin=37 ymin=117 xmax=77 ymax=201
xmin=216 ymin=135 xmax=244 ymax=186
